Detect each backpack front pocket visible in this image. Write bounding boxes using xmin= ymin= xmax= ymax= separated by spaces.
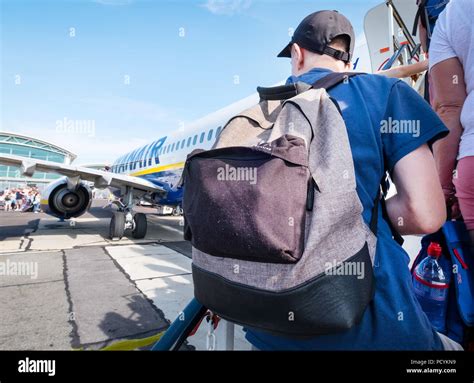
xmin=183 ymin=135 xmax=311 ymax=264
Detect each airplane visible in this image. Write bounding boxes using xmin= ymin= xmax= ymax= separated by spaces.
xmin=0 ymin=0 xmax=420 ymax=241
xmin=0 ymin=93 xmax=260 ymax=240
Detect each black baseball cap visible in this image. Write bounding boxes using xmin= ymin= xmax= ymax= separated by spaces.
xmin=277 ymin=10 xmax=355 ymax=63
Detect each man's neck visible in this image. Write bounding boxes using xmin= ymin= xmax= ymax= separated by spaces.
xmin=296 ymin=61 xmax=346 ymax=76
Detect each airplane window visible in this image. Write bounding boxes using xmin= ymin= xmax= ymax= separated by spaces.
xmin=171 ymin=143 xmax=175 ymax=152
xmin=187 ymin=137 xmax=192 ymax=147
xmin=193 ymin=135 xmax=198 ymax=145
xmin=207 ymin=129 xmax=213 ymax=141
xmin=200 ymin=132 xmax=205 ymax=143
xmin=216 ymin=126 xmax=222 ymax=138
xmin=181 ymin=140 xmax=185 ymax=149
xmin=148 ymin=158 xmax=152 ymax=166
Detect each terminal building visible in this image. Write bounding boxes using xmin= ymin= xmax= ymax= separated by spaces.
xmin=0 ymin=132 xmax=76 ymax=192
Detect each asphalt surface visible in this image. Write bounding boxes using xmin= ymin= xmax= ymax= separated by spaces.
xmin=0 ymin=200 xmax=196 ymax=350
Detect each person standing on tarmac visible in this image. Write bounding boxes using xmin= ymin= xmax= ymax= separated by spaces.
xmin=244 ymin=10 xmax=461 ymax=350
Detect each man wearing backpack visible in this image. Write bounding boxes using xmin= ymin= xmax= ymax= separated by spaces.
xmin=244 ymin=10 xmax=456 ymax=350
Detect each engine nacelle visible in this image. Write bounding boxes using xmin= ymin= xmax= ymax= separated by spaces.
xmin=41 ymin=177 xmax=92 ymax=219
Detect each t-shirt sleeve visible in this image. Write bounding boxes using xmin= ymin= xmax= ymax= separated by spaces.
xmin=381 ymin=80 xmax=448 ymax=172
xmin=429 ymin=1 xmax=457 ymax=69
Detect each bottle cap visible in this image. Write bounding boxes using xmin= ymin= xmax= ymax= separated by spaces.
xmin=427 ymin=242 xmax=442 ymax=258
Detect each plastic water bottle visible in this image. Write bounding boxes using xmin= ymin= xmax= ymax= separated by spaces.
xmin=412 ymin=242 xmax=451 ymax=333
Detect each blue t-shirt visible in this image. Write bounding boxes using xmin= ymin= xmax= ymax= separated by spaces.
xmin=245 ymin=68 xmax=449 ymax=350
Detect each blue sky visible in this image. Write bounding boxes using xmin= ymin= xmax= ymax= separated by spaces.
xmin=1 ymin=0 xmax=381 ymax=163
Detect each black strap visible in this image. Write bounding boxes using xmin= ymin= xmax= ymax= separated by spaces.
xmin=370 ymin=189 xmax=380 ymax=236
xmin=257 ymin=83 xmax=298 ymax=101
xmin=311 ymin=72 xmax=362 ymax=91
xmin=321 ymin=46 xmax=351 ymax=63
xmin=257 ymin=82 xmax=312 ymax=102
xmin=377 ymin=173 xmax=405 ymax=245
xmin=381 ymin=198 xmax=404 ymax=246
xmin=412 ymin=0 xmax=427 ymax=36
xmin=257 ymin=72 xmax=363 ymax=102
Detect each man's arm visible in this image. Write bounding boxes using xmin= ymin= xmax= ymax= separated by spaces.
xmin=430 ymin=57 xmax=467 ymax=201
xmin=385 ymin=144 xmax=446 ymax=235
xmin=377 ymin=60 xmax=428 ymax=80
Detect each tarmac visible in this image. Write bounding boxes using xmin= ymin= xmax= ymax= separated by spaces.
xmin=0 ymin=200 xmax=251 ymax=351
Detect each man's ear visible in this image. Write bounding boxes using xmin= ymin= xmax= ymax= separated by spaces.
xmin=291 ymin=43 xmax=305 ymax=72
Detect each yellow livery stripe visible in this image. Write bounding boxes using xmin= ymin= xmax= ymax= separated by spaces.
xmin=130 ymin=162 xmax=185 ymax=177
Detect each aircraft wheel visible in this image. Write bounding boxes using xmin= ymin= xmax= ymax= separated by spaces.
xmin=172 ymin=206 xmax=183 ymax=216
xmin=132 ymin=213 xmax=147 ymax=239
xmin=109 ymin=211 xmax=125 ymax=239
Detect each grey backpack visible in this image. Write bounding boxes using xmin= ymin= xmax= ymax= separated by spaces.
xmin=182 ymin=73 xmax=380 ymax=336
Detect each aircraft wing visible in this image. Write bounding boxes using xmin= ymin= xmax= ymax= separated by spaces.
xmin=0 ymin=153 xmax=165 ymax=194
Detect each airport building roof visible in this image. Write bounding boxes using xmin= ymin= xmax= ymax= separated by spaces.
xmin=0 ymin=131 xmax=77 ymax=163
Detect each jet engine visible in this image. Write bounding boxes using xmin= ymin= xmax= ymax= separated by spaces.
xmin=41 ymin=177 xmax=92 ymax=219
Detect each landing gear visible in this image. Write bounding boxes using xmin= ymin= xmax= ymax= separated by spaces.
xmin=109 ymin=211 xmax=125 ymax=239
xmin=131 ymin=213 xmax=147 ymax=239
xmin=172 ymin=205 xmax=183 ymax=216
xmin=107 ymin=186 xmax=149 ymax=240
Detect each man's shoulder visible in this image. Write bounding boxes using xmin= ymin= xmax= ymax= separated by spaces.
xmin=352 ymin=72 xmax=400 ymax=89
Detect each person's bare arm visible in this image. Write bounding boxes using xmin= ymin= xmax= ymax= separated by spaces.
xmin=377 ymin=60 xmax=428 ymax=79
xmin=385 ymin=144 xmax=446 ymax=235
xmin=430 ymin=57 xmax=467 ymax=201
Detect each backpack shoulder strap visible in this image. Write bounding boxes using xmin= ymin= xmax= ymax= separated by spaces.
xmin=412 ymin=0 xmax=428 ymax=36
xmin=257 ymin=72 xmax=364 ymax=102
xmin=379 ymin=172 xmax=405 ymax=245
xmin=311 ymin=71 xmax=363 ymax=91
xmin=369 ymin=173 xmax=404 ymax=245
xmin=311 ymin=71 xmax=403 ymax=243
xmin=257 ymin=82 xmax=312 ymax=102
